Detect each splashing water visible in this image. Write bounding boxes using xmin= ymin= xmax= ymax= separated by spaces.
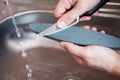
xmin=25 ymin=64 xmax=33 ymax=80
xmin=6 ymin=0 xmax=21 ymax=38
xmin=6 ymin=0 xmax=33 ymax=80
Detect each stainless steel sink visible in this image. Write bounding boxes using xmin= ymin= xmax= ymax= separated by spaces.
xmin=0 ymin=10 xmax=120 ymax=80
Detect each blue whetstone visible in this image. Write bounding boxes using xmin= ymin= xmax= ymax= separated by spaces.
xmin=29 ymin=23 xmax=120 ymax=49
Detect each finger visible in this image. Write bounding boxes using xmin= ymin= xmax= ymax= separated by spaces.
xmin=80 ymin=10 xmax=98 ymax=21
xmin=56 ymin=7 xmax=82 ymax=28
xmin=71 ymin=54 xmax=84 ymax=64
xmin=82 ymin=25 xmax=90 ymax=29
xmin=100 ymin=30 xmax=106 ymax=34
xmin=83 ymin=26 xmax=106 ymax=34
xmin=60 ymin=42 xmax=86 ymax=57
xmin=91 ymin=27 xmax=97 ymax=31
xmin=80 ymin=16 xmax=91 ymax=21
xmin=80 ymin=12 xmax=98 ymax=21
xmin=54 ymin=0 xmax=75 ymax=18
xmin=92 ymin=11 xmax=99 ymax=16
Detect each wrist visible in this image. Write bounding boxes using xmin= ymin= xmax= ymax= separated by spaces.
xmin=111 ymin=54 xmax=120 ymax=76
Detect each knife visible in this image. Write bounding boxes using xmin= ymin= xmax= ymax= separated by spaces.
xmin=39 ymin=0 xmax=110 ymax=36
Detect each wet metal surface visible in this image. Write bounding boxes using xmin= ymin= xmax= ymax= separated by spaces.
xmin=0 ymin=11 xmax=119 ymax=80
xmin=0 ymin=0 xmax=119 ymax=35
xmin=0 ymin=0 xmax=120 ymax=80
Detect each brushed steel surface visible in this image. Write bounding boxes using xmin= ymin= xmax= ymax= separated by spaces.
xmin=0 ymin=10 xmax=120 ymax=80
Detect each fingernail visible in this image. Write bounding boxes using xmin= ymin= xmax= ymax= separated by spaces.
xmin=57 ymin=21 xmax=66 ymax=28
xmin=101 ymin=30 xmax=106 ymax=34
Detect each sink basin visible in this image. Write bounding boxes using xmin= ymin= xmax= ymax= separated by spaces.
xmin=0 ymin=10 xmax=119 ymax=80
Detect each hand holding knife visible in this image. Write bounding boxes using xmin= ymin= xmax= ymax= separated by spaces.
xmin=39 ymin=0 xmax=110 ymax=36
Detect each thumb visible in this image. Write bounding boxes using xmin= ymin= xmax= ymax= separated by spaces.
xmin=54 ymin=0 xmax=76 ymax=18
xmin=56 ymin=7 xmax=82 ymax=28
xmin=54 ymin=0 xmax=78 ymax=28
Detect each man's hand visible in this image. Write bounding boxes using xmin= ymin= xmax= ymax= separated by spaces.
xmin=60 ymin=26 xmax=120 ymax=76
xmin=54 ymin=0 xmax=99 ymax=28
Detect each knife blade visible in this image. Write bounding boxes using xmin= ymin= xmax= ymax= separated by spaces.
xmin=39 ymin=17 xmax=79 ymax=36
xmin=39 ymin=0 xmax=110 ymax=36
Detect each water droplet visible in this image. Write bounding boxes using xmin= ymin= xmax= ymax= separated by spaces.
xmin=25 ymin=65 xmax=30 ymax=70
xmin=27 ymin=73 xmax=32 ymax=78
xmin=17 ymin=32 xmax=21 ymax=38
xmin=63 ymin=76 xmax=82 ymax=80
xmin=67 ymin=79 xmax=75 ymax=80
xmin=28 ymin=69 xmax=32 ymax=73
xmin=22 ymin=52 xmax=27 ymax=58
xmin=6 ymin=0 xmax=33 ymax=79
